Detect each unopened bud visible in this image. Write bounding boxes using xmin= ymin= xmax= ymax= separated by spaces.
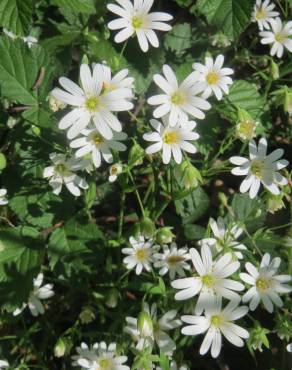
xmin=128 ymin=142 xmax=144 ymax=167
xmin=156 ymin=227 xmax=175 ymax=245
xmin=284 ymin=90 xmax=292 ymax=116
xmin=109 ymin=163 xmax=123 ymax=183
xmin=79 ymin=307 xmax=96 ymax=324
xmin=266 ymin=193 xmax=285 ymax=214
xmin=270 ymin=60 xmax=279 ymax=80
xmin=138 ymin=310 xmax=153 ymax=338
xmin=248 ymin=324 xmax=269 ymax=353
xmin=140 ymin=217 xmax=156 ymax=239
xmin=105 ymin=288 xmax=119 ymax=309
xmin=175 ymin=161 xmax=202 ymax=189
xmin=54 ymin=338 xmax=68 ymax=358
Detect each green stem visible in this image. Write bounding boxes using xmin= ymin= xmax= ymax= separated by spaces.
xmin=127 ymin=169 xmax=146 ymax=217
xmin=118 ymin=191 xmax=125 ymax=239
xmin=118 ymin=40 xmax=128 ymax=65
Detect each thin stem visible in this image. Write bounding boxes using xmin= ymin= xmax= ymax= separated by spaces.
xmin=118 ymin=191 xmax=125 ymax=239
xmin=118 ymin=40 xmax=128 ymax=65
xmin=127 ymin=169 xmax=146 ymax=217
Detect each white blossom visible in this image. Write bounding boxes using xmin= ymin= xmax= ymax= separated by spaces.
xmin=252 ymin=0 xmax=279 ymax=30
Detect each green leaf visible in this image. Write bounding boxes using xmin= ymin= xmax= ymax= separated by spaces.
xmin=0 ymin=38 xmax=55 ymax=124
xmin=197 ymin=0 xmax=253 ymax=39
xmin=0 ymin=226 xmax=43 ymax=307
xmin=218 ymin=80 xmax=266 ymax=121
xmin=175 ymin=186 xmax=210 ymax=224
xmin=231 ymin=194 xmax=266 ymax=231
xmin=51 ymin=0 xmax=96 ymax=14
xmin=164 ymin=23 xmax=192 ymax=55
xmin=0 ymin=0 xmax=33 ymax=36
xmin=48 ymin=218 xmax=104 ymax=274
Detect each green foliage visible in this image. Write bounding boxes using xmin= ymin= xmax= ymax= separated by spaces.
xmin=0 ymin=226 xmax=43 ymax=308
xmin=0 ymin=0 xmax=33 ymax=36
xmin=197 ymin=0 xmax=254 ymax=39
xmin=51 ymin=0 xmax=96 ymax=14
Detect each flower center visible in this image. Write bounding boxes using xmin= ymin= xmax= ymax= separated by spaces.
xmin=250 ymin=159 xmax=265 ymax=179
xmin=98 ymin=358 xmax=113 ymax=370
xmin=136 ymin=248 xmax=148 ymax=262
xmin=256 ymin=278 xmax=272 ymax=292
xmin=163 ymin=130 xmax=180 ymax=145
xmin=85 ymin=96 xmax=100 ymax=112
xmin=211 ymin=315 xmax=222 ymax=327
xmin=237 ymin=120 xmax=256 ymax=140
xmin=91 ymin=132 xmax=104 ymax=146
xmin=255 ymin=8 xmax=267 ymax=20
xmin=275 ymin=32 xmax=284 ymax=42
xmin=202 ymin=274 xmax=214 ymax=288
xmin=171 ymin=91 xmax=186 ymax=106
xmin=55 ymin=163 xmax=67 ymax=174
xmin=206 ymin=71 xmax=219 ymax=85
xmin=132 ymin=15 xmax=143 ymax=29
xmin=167 ymin=255 xmax=185 ymax=266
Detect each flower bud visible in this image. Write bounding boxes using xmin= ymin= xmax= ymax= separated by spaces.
xmin=266 ymin=193 xmax=285 ymax=214
xmin=128 ymin=142 xmax=144 ymax=167
xmin=235 ymin=108 xmax=258 ymax=141
xmin=105 ymin=288 xmax=119 ymax=308
xmin=140 ymin=217 xmax=156 ymax=239
xmin=138 ymin=310 xmax=153 ymax=338
xmin=155 ymin=227 xmax=175 ymax=245
xmin=275 ymin=314 xmax=292 ymax=341
xmin=54 ymin=338 xmax=69 ymax=358
xmin=284 ymin=90 xmax=292 ymax=116
xmin=174 ymin=161 xmax=202 ymax=189
xmin=270 ymin=60 xmax=279 ymax=80
xmin=79 ymin=307 xmax=96 ymax=324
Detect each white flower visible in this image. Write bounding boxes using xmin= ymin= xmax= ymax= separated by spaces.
xmin=70 ymin=126 xmax=127 ymax=168
xmin=95 ymin=63 xmax=134 ymax=96
xmin=0 ymin=360 xmax=9 ymax=369
xmin=0 ymin=189 xmax=8 ymax=205
xmin=143 ymin=116 xmax=200 ymax=164
xmin=192 ymin=55 xmax=233 ymax=101
xmin=230 ymin=138 xmax=289 ymax=199
xmin=153 ymin=242 xmax=191 ymax=280
xmin=72 ymin=342 xmax=99 ymax=367
xmin=240 ymin=253 xmax=292 ymax=313
xmin=122 ymin=235 xmax=156 ymax=275
xmin=3 ymin=28 xmax=17 ymax=39
xmin=287 ymin=343 xmax=292 ymax=353
xmin=125 ymin=303 xmax=181 ymax=354
xmin=109 ymin=163 xmax=123 ymax=182
xmin=198 ymin=217 xmax=247 ymax=259
xmin=252 ymin=0 xmax=279 ymax=30
xmin=3 ymin=28 xmax=38 ymax=47
xmin=171 ymin=245 xmax=244 ymax=315
xmin=13 ymin=273 xmax=54 ymax=317
xmin=181 ymin=297 xmax=249 ymax=358
xmin=147 ymin=65 xmax=211 ymax=126
xmin=73 ymin=342 xmax=129 ymax=370
xmin=107 ymin=0 xmax=173 ymax=52
xmin=51 ymin=63 xmax=134 ymax=140
xmin=22 ymin=35 xmax=38 ymax=48
xmin=260 ymin=18 xmax=292 ymax=58
xmin=43 ymin=153 xmax=89 ymax=197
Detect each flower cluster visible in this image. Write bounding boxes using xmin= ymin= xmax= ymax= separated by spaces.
xmin=253 ymin=0 xmax=292 ymax=58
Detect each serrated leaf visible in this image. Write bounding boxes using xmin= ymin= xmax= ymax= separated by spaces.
xmin=197 ymin=0 xmax=253 ymax=39
xmin=218 ymin=80 xmax=266 ymax=121
xmin=0 ymin=37 xmax=55 ymax=124
xmin=51 ymin=0 xmax=96 ymax=14
xmin=0 ymin=0 xmax=33 ymax=36
xmin=0 ymin=226 xmax=43 ymax=306
xmin=175 ymin=186 xmax=210 ymax=224
xmin=164 ymin=23 xmax=192 ymax=55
